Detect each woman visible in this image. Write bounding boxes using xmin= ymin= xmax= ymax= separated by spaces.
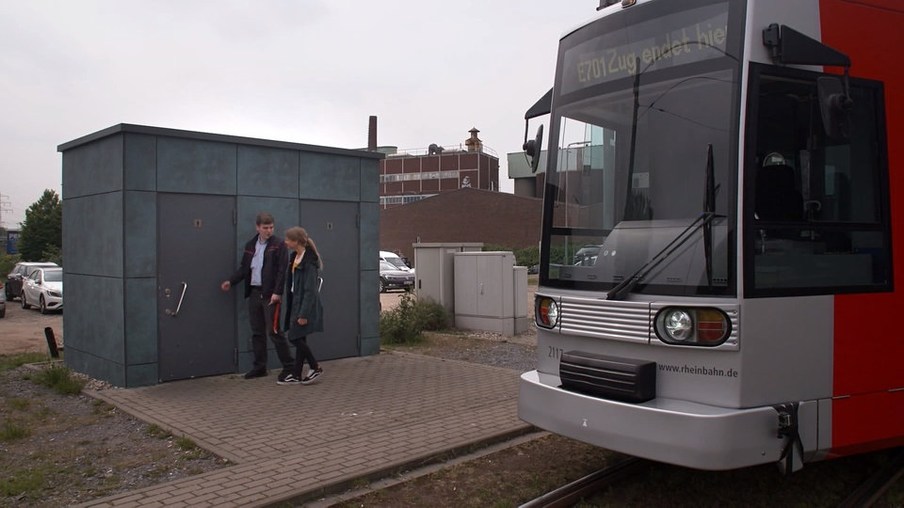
xmin=277 ymin=226 xmax=324 ymax=385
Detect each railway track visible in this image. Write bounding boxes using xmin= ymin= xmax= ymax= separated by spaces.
xmin=518 ymin=456 xmax=649 ymax=508
xmin=838 ymin=447 xmax=904 ymax=508
xmin=519 ymin=447 xmax=903 ymax=508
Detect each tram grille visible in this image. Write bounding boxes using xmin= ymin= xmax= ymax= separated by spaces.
xmin=559 ymin=298 xmax=650 ymax=343
xmin=560 ymin=351 xmax=656 ymax=403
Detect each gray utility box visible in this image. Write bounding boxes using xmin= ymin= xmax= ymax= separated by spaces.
xmin=413 ymin=243 xmax=483 ymax=313
xmin=453 ymin=251 xmax=528 ymax=336
xmin=58 ymin=124 xmax=383 ymax=387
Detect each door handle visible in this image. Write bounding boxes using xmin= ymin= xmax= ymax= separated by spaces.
xmin=165 ymin=282 xmax=188 ymax=317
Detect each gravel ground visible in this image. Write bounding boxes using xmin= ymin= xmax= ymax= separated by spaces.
xmin=389 ymin=328 xmax=537 ymax=373
xmin=0 ymin=363 xmax=229 ymax=507
xmin=379 ymin=287 xmax=539 ymax=374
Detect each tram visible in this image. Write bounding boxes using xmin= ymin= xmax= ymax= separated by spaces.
xmin=518 ymin=0 xmax=903 ymax=472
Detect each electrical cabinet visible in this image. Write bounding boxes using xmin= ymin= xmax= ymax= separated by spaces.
xmin=453 ymin=251 xmax=528 ymax=335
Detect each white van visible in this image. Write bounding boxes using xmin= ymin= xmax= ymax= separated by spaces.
xmin=380 ymin=251 xmax=413 ymax=272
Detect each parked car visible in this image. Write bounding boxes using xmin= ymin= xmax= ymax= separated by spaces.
xmin=379 ymin=260 xmax=414 ymax=293
xmin=5 ymin=261 xmax=58 ymax=301
xmin=0 ymin=282 xmax=6 ymax=318
xmin=380 ymin=250 xmax=413 ymax=273
xmin=21 ymin=266 xmax=63 ymax=314
xmin=573 ymin=245 xmax=602 ymax=266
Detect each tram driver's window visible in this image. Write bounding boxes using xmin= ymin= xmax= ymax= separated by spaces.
xmin=750 ymin=71 xmax=890 ymax=294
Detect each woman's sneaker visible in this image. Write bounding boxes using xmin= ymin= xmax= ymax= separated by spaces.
xmin=301 ymin=367 xmax=323 ymax=385
xmin=277 ymin=373 xmax=300 ymax=385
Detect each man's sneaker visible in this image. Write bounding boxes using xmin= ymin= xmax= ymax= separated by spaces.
xmin=301 ymin=367 xmax=323 ymax=385
xmin=277 ymin=373 xmax=300 ymax=385
xmin=243 ymin=369 xmax=267 ymax=379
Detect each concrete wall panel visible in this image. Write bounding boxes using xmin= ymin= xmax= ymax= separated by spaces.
xmin=360 ymin=268 xmax=380 ymax=355
xmin=64 ymin=274 xmax=125 ymax=365
xmin=237 ymin=145 xmax=299 ymax=199
xmin=124 ymin=133 xmax=157 ymax=191
xmin=125 ymin=277 xmax=158 ymax=365
xmin=299 ymin=152 xmax=361 ymax=201
xmin=361 ymin=159 xmax=380 ymax=203
xmin=63 ymin=193 xmax=124 ymax=277
xmin=64 ymin=348 xmax=126 ymax=388
xmin=124 ymin=191 xmax=156 ymax=278
xmin=157 ymin=137 xmax=236 ymax=195
xmin=360 ymin=202 xmax=380 ymax=271
xmin=126 ymin=364 xmax=158 ymax=388
xmin=62 ymin=134 xmax=123 ymax=198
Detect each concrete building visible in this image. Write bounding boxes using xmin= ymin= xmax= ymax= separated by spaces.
xmin=58 ymin=124 xmax=382 ymax=387
xmin=507 ymin=148 xmax=548 ymax=199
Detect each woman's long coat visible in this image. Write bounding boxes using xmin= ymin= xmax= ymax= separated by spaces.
xmin=282 ymin=249 xmax=323 ymax=340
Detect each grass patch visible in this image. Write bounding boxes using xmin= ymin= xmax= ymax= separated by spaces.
xmin=175 ymin=436 xmax=198 ymax=451
xmin=0 ymin=468 xmax=44 ymax=497
xmin=7 ymin=397 xmax=30 ymax=411
xmin=146 ymin=424 xmax=171 ymax=439
xmin=31 ymin=364 xmax=85 ymax=395
xmin=175 ymin=436 xmax=203 ymax=459
xmin=0 ymin=352 xmax=49 ymax=373
xmin=0 ymin=418 xmax=31 ymax=441
xmin=92 ymin=399 xmax=115 ymax=416
xmin=380 ymin=293 xmax=451 ymax=345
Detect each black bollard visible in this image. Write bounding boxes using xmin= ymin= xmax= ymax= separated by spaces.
xmin=44 ymin=327 xmax=60 ymax=359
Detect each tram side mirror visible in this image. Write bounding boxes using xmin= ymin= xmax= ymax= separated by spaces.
xmin=817 ymin=76 xmax=853 ymax=142
xmin=523 ymin=124 xmax=544 ymax=173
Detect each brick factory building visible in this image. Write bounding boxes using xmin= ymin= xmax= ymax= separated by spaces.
xmin=380 ymin=187 xmax=542 ymax=264
xmin=379 ymin=128 xmax=500 ymax=209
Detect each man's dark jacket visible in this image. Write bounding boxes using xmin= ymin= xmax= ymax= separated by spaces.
xmin=227 ymin=235 xmax=288 ymax=299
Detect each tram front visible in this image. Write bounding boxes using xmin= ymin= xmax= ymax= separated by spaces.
xmin=519 ymin=0 xmax=768 ymax=471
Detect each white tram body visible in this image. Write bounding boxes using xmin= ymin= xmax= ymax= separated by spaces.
xmin=518 ymin=0 xmax=903 ymax=471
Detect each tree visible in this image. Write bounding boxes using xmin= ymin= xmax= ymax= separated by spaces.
xmin=18 ymin=189 xmax=62 ymax=262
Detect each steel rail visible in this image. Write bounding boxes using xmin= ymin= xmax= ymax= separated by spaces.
xmin=838 ymin=448 xmax=904 ymax=508
xmin=518 ymin=457 xmax=648 ymax=508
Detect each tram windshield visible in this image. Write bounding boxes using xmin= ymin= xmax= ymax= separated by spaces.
xmin=540 ymin=0 xmax=743 ymax=297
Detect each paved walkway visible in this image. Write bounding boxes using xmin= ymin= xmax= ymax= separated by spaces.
xmin=77 ymin=351 xmax=531 ymax=507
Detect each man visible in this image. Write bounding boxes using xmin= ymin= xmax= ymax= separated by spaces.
xmin=221 ymin=212 xmax=294 ymax=380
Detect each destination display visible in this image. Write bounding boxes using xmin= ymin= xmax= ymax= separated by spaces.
xmin=561 ymin=2 xmax=730 ymax=95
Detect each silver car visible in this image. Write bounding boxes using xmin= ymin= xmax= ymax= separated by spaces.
xmin=5 ymin=261 xmax=58 ymax=300
xmin=21 ymin=267 xmax=63 ymax=314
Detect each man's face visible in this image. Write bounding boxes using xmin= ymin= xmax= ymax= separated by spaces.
xmin=256 ymin=222 xmax=275 ymax=241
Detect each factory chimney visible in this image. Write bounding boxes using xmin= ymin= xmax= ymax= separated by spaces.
xmin=368 ymin=116 xmax=378 ymax=151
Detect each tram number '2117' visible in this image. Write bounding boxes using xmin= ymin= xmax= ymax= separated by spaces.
xmin=548 ymin=346 xmax=565 ymax=359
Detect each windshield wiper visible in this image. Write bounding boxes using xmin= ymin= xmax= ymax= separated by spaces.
xmin=606 ymin=212 xmax=717 ymax=300
xmin=608 ymin=145 xmax=721 ymax=301
xmin=703 ymin=144 xmax=717 ymax=287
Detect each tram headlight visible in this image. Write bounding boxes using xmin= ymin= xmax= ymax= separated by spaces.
xmin=535 ymin=296 xmax=559 ymax=329
xmin=662 ymin=309 xmax=693 ymax=341
xmin=654 ymin=307 xmax=730 ymax=346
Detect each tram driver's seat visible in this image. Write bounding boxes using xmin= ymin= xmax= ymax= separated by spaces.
xmin=755 ymin=155 xmax=803 ymax=242
xmin=755 ymin=162 xmax=803 ymax=222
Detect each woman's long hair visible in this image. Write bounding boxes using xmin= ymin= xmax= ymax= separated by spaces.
xmin=285 ymin=226 xmax=323 ymax=269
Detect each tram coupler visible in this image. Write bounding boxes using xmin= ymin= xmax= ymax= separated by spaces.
xmin=774 ymin=402 xmax=804 ymax=474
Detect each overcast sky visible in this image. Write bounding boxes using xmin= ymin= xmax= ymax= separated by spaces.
xmin=0 ymin=1 xmax=597 ymax=228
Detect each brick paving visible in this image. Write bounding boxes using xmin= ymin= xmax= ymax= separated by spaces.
xmin=76 ymin=351 xmax=530 ymax=507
